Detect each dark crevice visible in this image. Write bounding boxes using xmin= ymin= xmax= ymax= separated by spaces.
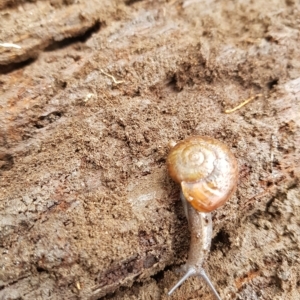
xmin=125 ymin=0 xmax=143 ymax=5
xmin=36 ymin=266 xmax=47 ymax=273
xmin=55 ymin=78 xmax=68 ymax=89
xmin=0 ymin=0 xmax=37 ymax=10
xmin=167 ymin=74 xmax=179 ymax=91
xmin=102 ymin=290 xmax=121 ymax=299
xmin=265 ymin=35 xmax=279 ymax=44
xmin=0 ymin=153 xmax=14 ymax=171
xmin=151 ymin=266 xmax=172 ymax=282
xmin=211 ymin=229 xmax=231 ymax=251
xmin=166 ymin=74 xmax=184 ymax=92
xmin=49 ymin=0 xmax=79 ymax=8
xmin=45 ymin=20 xmax=101 ymax=51
xmin=0 ymin=58 xmax=36 ymax=75
xmin=33 ymin=111 xmax=63 ymax=129
xmin=267 ymin=78 xmax=279 ymax=90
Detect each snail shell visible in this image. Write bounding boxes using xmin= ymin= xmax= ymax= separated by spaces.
xmin=167 ymin=136 xmax=238 ymax=213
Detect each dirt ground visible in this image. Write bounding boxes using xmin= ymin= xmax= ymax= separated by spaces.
xmin=1 ymin=0 xmax=300 ymax=299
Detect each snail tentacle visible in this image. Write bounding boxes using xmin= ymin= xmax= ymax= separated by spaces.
xmin=168 ymin=268 xmax=196 ymax=296
xmin=200 ymin=268 xmax=222 ymax=300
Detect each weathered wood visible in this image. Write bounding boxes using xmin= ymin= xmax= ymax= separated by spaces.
xmin=1 ymin=0 xmax=300 ymax=299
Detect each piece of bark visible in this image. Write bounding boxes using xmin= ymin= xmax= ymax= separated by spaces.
xmin=1 ymin=1 xmax=300 ymax=299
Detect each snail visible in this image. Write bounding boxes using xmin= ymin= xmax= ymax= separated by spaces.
xmin=167 ymin=136 xmax=238 ymax=299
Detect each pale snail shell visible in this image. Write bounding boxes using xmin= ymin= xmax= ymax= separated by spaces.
xmin=167 ymin=136 xmax=238 ymax=213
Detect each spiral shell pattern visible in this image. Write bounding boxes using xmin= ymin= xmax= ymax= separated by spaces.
xmin=167 ymin=136 xmax=238 ymax=212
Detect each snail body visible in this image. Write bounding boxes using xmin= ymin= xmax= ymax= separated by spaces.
xmin=167 ymin=136 xmax=238 ymax=299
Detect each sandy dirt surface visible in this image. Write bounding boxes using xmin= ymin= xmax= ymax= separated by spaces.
xmin=0 ymin=0 xmax=300 ymax=299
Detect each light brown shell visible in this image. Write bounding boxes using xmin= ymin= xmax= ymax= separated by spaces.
xmin=167 ymin=136 xmax=238 ymax=212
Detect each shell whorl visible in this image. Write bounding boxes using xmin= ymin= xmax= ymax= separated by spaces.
xmin=167 ymin=136 xmax=238 ymax=212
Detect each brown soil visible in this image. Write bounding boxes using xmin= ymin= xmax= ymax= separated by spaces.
xmin=1 ymin=0 xmax=300 ymax=299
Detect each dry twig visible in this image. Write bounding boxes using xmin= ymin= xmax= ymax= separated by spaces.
xmin=100 ymin=69 xmax=124 ymax=84
xmin=224 ymin=93 xmax=263 ymax=113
